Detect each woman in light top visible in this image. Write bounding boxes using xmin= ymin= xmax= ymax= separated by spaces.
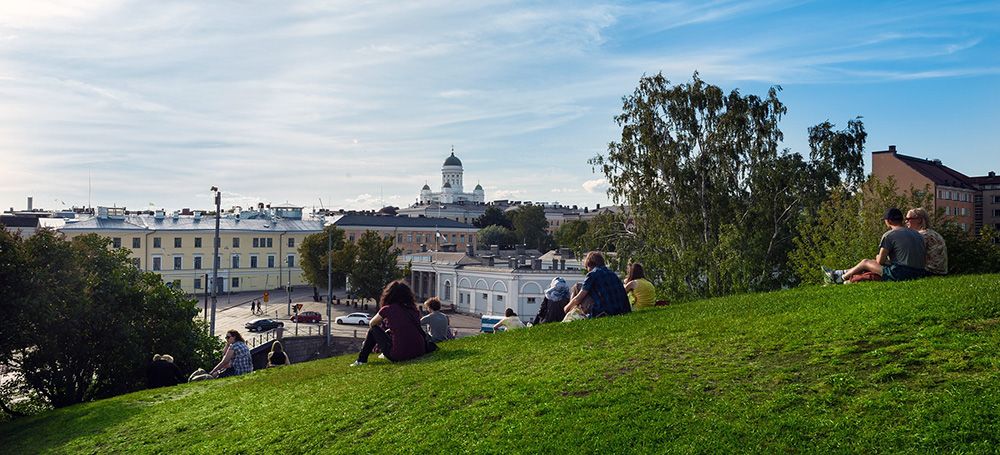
xmin=906 ymin=208 xmax=948 ymax=275
xmin=493 ymin=308 xmax=525 ymax=332
xmin=624 ymin=263 xmax=656 ymax=309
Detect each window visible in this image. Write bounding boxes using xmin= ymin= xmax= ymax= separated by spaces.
xmin=497 ymin=295 xmax=503 ymax=302
xmin=232 ymin=277 xmax=240 ymax=288
xmin=444 ymin=282 xmax=451 ymax=300
xmin=288 ymin=237 xmax=295 ymax=248
xmin=482 ymin=293 xmax=488 ymax=300
xmin=267 ymin=238 xmax=273 ymax=248
xmin=460 ymin=234 xmax=465 ymax=242
xmin=174 ymin=256 xmax=182 ymax=270
xmin=152 ymin=256 xmax=162 ymax=271
xmin=232 ymin=237 xmax=240 ymax=248
xmin=132 ymin=237 xmax=140 ymax=248
xmin=268 ymin=255 xmax=275 ymax=268
xmin=994 ymin=209 xmax=1000 ymax=217
xmin=250 ymin=255 xmax=258 ymax=268
xmin=174 ymin=237 xmax=182 ymax=248
xmin=153 ymin=237 xmax=161 ymax=248
xmin=407 ymin=233 xmax=413 ymax=242
xmin=232 ymin=255 xmax=240 ymax=269
xmin=195 ymin=237 xmax=202 ymax=248
xmin=946 ymin=191 xmax=952 ymax=200
xmin=993 ymin=196 xmax=1000 ymax=204
xmin=527 ymin=297 xmax=536 ymax=304
xmin=194 ymin=278 xmax=202 ymax=289
xmin=287 ymin=255 xmax=295 ymax=268
xmin=349 ymin=234 xmax=355 ymax=242
xmin=112 ymin=237 xmax=122 ymax=248
xmin=131 ymin=258 xmax=141 ymax=269
xmin=397 ymin=234 xmax=403 ymax=243
xmin=417 ymin=234 xmax=423 ymax=243
xmin=253 ymin=238 xmax=259 ymax=248
xmin=194 ymin=256 xmax=202 ymax=270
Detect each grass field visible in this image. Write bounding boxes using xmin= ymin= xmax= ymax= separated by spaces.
xmin=2 ymin=274 xmax=999 ymax=453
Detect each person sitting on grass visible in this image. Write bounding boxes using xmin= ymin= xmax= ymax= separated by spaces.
xmin=562 ymin=283 xmax=593 ymax=322
xmin=267 ymin=340 xmax=290 ymax=367
xmin=624 ymin=262 xmax=656 ymax=310
xmin=493 ymin=308 xmax=525 ymax=332
xmin=533 ymin=277 xmax=569 ymax=325
xmin=211 ymin=330 xmax=253 ymax=378
xmin=351 ymin=280 xmax=426 ymax=367
xmin=566 ymin=251 xmax=630 ymax=317
xmin=147 ymin=354 xmax=184 ymax=388
xmin=823 ymin=207 xmax=927 ymax=284
xmin=906 ymin=207 xmax=948 ymax=276
xmin=421 ymin=297 xmax=454 ymax=343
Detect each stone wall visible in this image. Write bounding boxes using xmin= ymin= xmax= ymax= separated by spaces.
xmin=251 ymin=335 xmax=360 ymax=370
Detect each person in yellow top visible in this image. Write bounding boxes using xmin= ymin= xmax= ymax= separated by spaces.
xmin=624 ymin=263 xmax=655 ymax=309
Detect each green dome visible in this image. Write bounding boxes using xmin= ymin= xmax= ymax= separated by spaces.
xmin=474 ymin=184 xmax=483 ymax=190
xmin=422 ymin=184 xmax=431 ymax=191
xmin=443 ymin=152 xmax=462 ymax=167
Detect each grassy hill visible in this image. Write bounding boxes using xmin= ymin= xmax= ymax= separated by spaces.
xmin=2 ymin=274 xmax=1000 ymax=453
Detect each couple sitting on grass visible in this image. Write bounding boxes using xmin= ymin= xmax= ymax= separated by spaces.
xmin=351 ymin=280 xmax=438 ymax=367
xmin=823 ymin=207 xmax=948 ymax=284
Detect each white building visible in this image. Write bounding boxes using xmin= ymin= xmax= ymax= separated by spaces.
xmin=417 ymin=150 xmax=485 ymax=205
xmin=404 ymin=248 xmax=584 ymax=322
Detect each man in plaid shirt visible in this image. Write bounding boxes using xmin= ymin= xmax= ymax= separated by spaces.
xmin=565 ymin=252 xmax=631 ymax=318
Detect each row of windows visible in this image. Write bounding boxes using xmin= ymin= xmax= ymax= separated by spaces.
xmin=112 ymin=236 xmax=296 ymax=250
xmin=168 ymin=277 xmax=241 ymax=290
xmin=939 ymin=190 xmax=972 ymax=202
xmin=944 ymin=206 xmax=970 ymax=216
xmin=150 ymin=254 xmax=294 ymax=271
xmin=394 ymin=232 xmax=468 ymax=244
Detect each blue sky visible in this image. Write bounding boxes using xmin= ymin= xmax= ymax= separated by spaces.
xmin=1 ymin=1 xmax=997 ymax=212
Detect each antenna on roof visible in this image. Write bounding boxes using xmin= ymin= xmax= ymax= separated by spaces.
xmin=88 ymin=169 xmax=92 ymax=210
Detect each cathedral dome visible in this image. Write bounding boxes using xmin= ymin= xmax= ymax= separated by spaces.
xmin=443 ymin=182 xmax=452 ymax=188
xmin=422 ymin=184 xmax=431 ymax=191
xmin=474 ymin=184 xmax=483 ymax=191
xmin=443 ymin=152 xmax=462 ymax=167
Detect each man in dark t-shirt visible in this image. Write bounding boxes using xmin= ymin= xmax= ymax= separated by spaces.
xmin=566 ymin=252 xmax=630 ymax=317
xmin=824 ymin=207 xmax=927 ymax=283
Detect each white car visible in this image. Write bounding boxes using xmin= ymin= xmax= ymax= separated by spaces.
xmin=335 ymin=312 xmax=372 ymax=325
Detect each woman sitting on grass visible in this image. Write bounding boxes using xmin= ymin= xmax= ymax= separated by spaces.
xmin=624 ymin=263 xmax=656 ymax=310
xmin=493 ymin=308 xmax=525 ymax=332
xmin=562 ymin=283 xmax=593 ymax=322
xmin=211 ymin=330 xmax=253 ymax=378
xmin=267 ymin=340 xmax=290 ymax=367
xmin=351 ymin=280 xmax=426 ymax=366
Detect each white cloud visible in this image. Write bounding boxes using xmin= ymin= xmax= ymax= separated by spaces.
xmin=582 ymin=178 xmax=609 ymax=194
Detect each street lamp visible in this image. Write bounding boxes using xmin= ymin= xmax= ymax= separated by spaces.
xmin=210 ymin=186 xmax=221 ymax=337
xmin=326 ymin=222 xmax=333 ymax=346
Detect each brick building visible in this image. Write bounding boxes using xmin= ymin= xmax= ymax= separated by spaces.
xmin=872 ymin=145 xmax=998 ymax=233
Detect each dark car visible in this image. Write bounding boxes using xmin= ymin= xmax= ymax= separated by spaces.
xmin=245 ymin=318 xmax=284 ymax=332
xmin=291 ymin=311 xmax=322 ymax=323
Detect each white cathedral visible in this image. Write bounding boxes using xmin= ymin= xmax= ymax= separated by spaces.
xmin=419 ymin=151 xmax=485 ymax=204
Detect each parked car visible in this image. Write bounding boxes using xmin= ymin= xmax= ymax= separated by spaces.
xmin=245 ymin=318 xmax=284 ymax=332
xmin=291 ymin=311 xmax=322 ymax=323
xmin=335 ymin=312 xmax=372 ymax=325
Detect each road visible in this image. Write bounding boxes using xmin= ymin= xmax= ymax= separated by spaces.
xmin=196 ymin=287 xmax=486 ymax=342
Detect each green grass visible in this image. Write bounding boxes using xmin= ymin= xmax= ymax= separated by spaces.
xmin=3 ymin=274 xmax=1000 ymax=453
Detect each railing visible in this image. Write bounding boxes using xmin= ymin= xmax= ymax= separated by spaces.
xmin=246 ymin=330 xmax=278 ymax=349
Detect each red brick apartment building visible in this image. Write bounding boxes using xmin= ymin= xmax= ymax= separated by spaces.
xmin=872 ymin=145 xmax=999 ymax=234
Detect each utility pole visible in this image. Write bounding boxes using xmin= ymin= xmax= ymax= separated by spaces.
xmin=326 ymin=225 xmax=333 ymax=346
xmin=203 ymin=273 xmax=208 ymax=321
xmin=286 ymin=268 xmax=292 ymax=315
xmin=210 ymin=186 xmax=221 ymax=337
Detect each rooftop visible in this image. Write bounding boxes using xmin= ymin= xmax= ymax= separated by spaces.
xmin=331 ymin=214 xmax=475 ymax=229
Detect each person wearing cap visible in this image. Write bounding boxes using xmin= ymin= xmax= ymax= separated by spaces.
xmin=533 ymin=277 xmax=569 ymax=324
xmin=823 ymin=207 xmax=927 ymax=283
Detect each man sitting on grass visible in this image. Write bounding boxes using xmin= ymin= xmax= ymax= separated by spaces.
xmin=823 ymin=207 xmax=927 ymax=284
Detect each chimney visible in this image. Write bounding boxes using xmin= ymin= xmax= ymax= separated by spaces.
xmin=420 ymin=244 xmax=427 ymax=252
xmin=532 ymin=259 xmax=542 ymax=270
xmin=486 ymin=256 xmax=495 ymax=267
xmin=990 ymin=171 xmax=996 ymax=177
xmin=515 ymin=244 xmax=525 ymax=256
xmin=888 ymin=145 xmax=896 ymax=153
xmin=466 ymin=244 xmax=475 ymax=257
xmin=27 ymin=197 xmax=33 ymax=211
xmin=508 ymin=257 xmax=517 ymax=268
xmin=552 ymin=258 xmax=558 ymax=270
xmin=596 ymin=204 xmax=601 ymax=210
xmin=490 ymin=244 xmax=499 ymax=256
xmin=560 ymin=259 xmax=566 ymax=270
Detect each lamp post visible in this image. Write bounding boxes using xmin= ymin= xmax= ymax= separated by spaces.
xmin=210 ymin=186 xmax=221 ymax=337
xmin=326 ymin=224 xmax=333 ymax=346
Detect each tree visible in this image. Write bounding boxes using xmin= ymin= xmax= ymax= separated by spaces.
xmin=474 ymin=206 xmax=513 ymax=229
xmin=591 ymin=72 xmax=865 ymax=300
xmin=554 ymin=220 xmax=588 ymax=249
xmin=348 ymin=231 xmax=403 ymax=301
xmin=509 ymin=205 xmax=556 ymax=252
xmin=298 ymin=225 xmax=350 ymax=289
xmin=477 ymin=225 xmax=517 ymax=249
xmin=1 ymin=230 xmax=220 ymax=412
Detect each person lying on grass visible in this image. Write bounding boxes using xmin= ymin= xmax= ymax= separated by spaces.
xmin=351 ymin=280 xmax=426 ymax=367
xmin=823 ymin=207 xmax=927 ymax=284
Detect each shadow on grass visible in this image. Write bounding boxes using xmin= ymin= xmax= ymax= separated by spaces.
xmin=0 ymin=398 xmax=142 ymax=452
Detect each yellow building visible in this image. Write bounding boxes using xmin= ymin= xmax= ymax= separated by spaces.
xmin=60 ymin=206 xmax=321 ymax=294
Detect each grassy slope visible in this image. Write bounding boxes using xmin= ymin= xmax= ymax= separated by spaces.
xmin=2 ymin=274 xmax=1000 ymax=454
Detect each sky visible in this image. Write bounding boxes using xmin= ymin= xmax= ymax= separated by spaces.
xmin=1 ymin=0 xmax=998 ymax=213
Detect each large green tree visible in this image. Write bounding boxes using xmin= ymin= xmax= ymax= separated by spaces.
xmin=1 ymin=230 xmax=220 ymax=412
xmin=474 ymin=206 xmax=513 ymax=229
xmin=348 ymin=231 xmax=403 ymax=301
xmin=592 ymin=72 xmax=865 ymax=300
xmin=509 ymin=205 xmax=556 ymax=252
xmin=298 ymin=225 xmax=351 ymax=289
xmin=477 ymin=225 xmax=517 ymax=249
